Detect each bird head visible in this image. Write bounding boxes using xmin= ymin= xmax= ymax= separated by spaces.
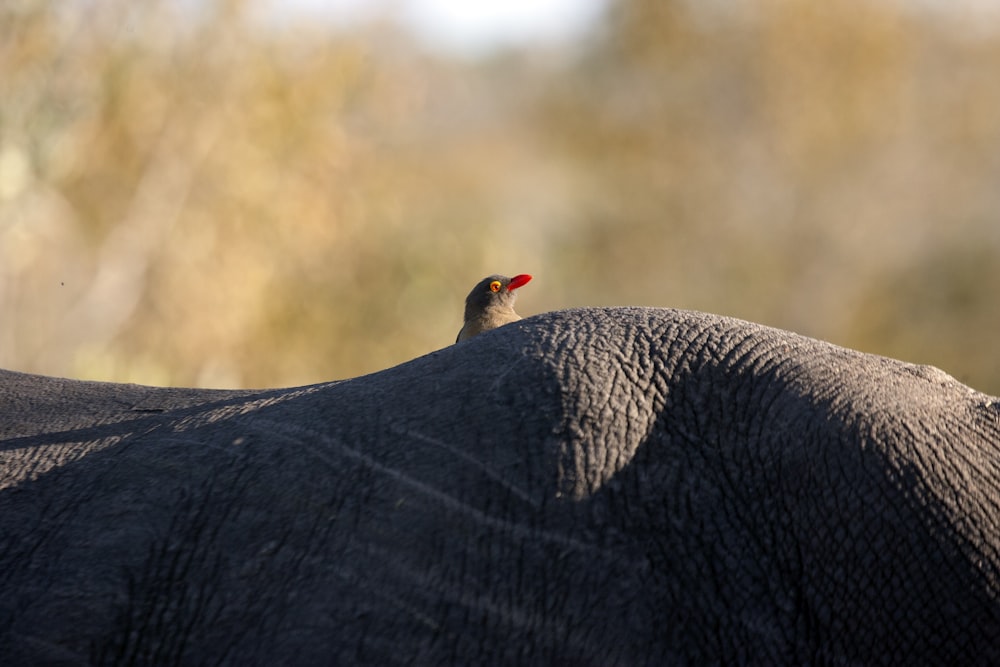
xmin=464 ymin=273 xmax=532 ymax=314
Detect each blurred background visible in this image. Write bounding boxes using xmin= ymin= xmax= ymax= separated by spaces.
xmin=2 ymin=0 xmax=999 ymax=391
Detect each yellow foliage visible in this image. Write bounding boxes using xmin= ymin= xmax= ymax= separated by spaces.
xmin=1 ymin=0 xmax=998 ymax=392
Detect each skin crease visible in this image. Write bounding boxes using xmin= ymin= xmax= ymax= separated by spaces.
xmin=0 ymin=307 xmax=998 ymax=665
xmin=456 ymin=273 xmax=532 ymax=343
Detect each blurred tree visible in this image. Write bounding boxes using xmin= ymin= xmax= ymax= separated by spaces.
xmin=1 ymin=0 xmax=998 ymax=393
xmin=0 ymin=0 xmax=521 ymax=386
xmin=533 ymin=0 xmax=1000 ymax=392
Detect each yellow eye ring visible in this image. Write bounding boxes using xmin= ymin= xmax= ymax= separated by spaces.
xmin=489 ymin=280 xmax=502 ymax=292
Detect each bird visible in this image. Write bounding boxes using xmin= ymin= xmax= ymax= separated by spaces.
xmin=456 ymin=273 xmax=533 ymax=343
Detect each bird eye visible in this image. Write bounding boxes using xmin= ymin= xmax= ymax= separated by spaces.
xmin=489 ymin=281 xmax=502 ymax=292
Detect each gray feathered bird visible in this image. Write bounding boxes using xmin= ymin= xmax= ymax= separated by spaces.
xmin=455 ymin=273 xmax=532 ymax=343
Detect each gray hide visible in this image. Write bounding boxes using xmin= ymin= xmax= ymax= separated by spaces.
xmin=1 ymin=307 xmax=999 ymax=666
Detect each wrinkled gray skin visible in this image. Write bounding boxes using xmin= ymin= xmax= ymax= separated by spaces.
xmin=2 ymin=307 xmax=999 ymax=666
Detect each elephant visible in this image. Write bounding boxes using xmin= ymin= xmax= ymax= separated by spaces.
xmin=1 ymin=306 xmax=999 ymax=666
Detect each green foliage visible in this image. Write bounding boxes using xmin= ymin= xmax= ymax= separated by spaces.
xmin=1 ymin=0 xmax=998 ymax=392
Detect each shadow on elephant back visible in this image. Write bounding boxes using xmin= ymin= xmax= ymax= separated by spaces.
xmin=1 ymin=306 xmax=998 ymax=666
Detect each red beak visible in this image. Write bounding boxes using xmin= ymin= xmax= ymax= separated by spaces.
xmin=507 ymin=274 xmax=532 ymax=291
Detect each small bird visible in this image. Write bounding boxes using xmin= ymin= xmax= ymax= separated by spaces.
xmin=456 ymin=273 xmax=533 ymax=343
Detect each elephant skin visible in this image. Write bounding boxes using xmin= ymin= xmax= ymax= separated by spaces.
xmin=1 ymin=307 xmax=999 ymax=665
